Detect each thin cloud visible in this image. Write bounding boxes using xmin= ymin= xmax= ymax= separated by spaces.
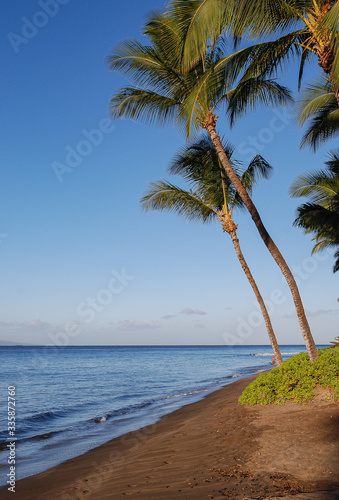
xmin=306 ymin=309 xmax=339 ymax=318
xmin=180 ymin=308 xmax=206 ymax=316
xmin=193 ymin=321 xmax=206 ymax=329
xmin=282 ymin=308 xmax=339 ymax=319
xmin=161 ymin=314 xmax=176 ymax=320
xmin=116 ymin=319 xmax=161 ymax=331
xmin=0 ymin=319 xmax=50 ymax=329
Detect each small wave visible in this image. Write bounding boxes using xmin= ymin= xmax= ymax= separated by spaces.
xmin=0 ymin=431 xmax=60 ymax=450
xmin=30 ymin=431 xmax=56 ymax=440
xmin=24 ymin=409 xmax=68 ymax=425
xmin=165 ymin=389 xmax=208 ymax=399
xmin=0 ymin=441 xmax=10 ymax=451
xmin=229 ymin=373 xmax=244 ymax=378
xmin=106 ymin=400 xmax=152 ymax=418
xmin=250 ymin=353 xmax=273 ymax=357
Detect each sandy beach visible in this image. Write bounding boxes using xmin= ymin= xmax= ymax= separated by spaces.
xmin=1 ymin=374 xmax=338 ymax=500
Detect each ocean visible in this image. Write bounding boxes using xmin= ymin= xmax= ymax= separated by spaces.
xmin=0 ymin=344 xmax=324 ymax=487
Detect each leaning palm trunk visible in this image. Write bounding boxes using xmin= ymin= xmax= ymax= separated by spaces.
xmin=220 ymin=212 xmax=283 ymax=366
xmin=205 ymin=113 xmax=318 ymax=362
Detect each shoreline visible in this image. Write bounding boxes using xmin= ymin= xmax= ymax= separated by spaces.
xmin=1 ymin=374 xmax=338 ymax=499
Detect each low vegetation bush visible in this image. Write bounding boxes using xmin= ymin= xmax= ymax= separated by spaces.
xmin=239 ymin=347 xmax=339 ymax=405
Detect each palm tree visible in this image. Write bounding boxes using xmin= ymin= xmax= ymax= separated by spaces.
xmin=289 ymin=149 xmax=339 ymax=272
xmin=296 ymin=74 xmax=339 ymax=150
xmin=141 ymin=136 xmax=283 ymax=365
xmin=107 ymin=10 xmax=319 ymax=361
xmin=171 ymin=0 xmax=339 ymax=103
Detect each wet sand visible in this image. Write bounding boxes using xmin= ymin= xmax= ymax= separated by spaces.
xmin=1 ymin=374 xmax=338 ymax=499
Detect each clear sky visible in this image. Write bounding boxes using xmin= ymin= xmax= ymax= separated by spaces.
xmin=0 ymin=0 xmax=338 ymax=346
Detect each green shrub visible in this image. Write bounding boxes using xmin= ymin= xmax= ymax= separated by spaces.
xmin=239 ymin=347 xmax=339 ymax=405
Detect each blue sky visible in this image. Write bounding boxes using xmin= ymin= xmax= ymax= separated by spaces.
xmin=0 ymin=0 xmax=337 ymax=346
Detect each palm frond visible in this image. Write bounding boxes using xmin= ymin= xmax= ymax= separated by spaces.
xmin=333 ymin=248 xmax=339 ymax=273
xmin=240 ymin=155 xmax=273 ymax=190
xmin=312 ymin=238 xmax=338 ymax=253
xmin=240 ymin=31 xmax=306 ymax=81
xmin=166 ymin=134 xmax=272 ymax=213
xmin=298 ymin=46 xmax=313 ymax=89
xmin=232 ymin=0 xmax=304 ymax=38
xmin=167 ymin=134 xmax=238 ymax=210
xmin=107 ymin=38 xmax=184 ymax=95
xmin=109 ymin=87 xmax=181 ymax=127
xmin=289 ymin=170 xmax=339 ymax=205
xmin=297 ymin=75 xmax=336 ymax=124
xmin=226 ymin=78 xmax=293 ymax=126
xmin=317 ymin=0 xmax=339 ymax=49
xmin=330 ymin=42 xmax=339 ymax=88
xmin=140 ymin=180 xmax=217 ymax=222
xmin=168 ymin=135 xmax=234 ymax=179
xmin=294 ymin=74 xmax=339 ymax=150
xmin=169 ymin=0 xmax=234 ymax=70
xmin=291 ymin=150 xmax=339 ymax=272
xmin=325 ymin=148 xmax=339 ymax=175
xmin=294 ymin=202 xmax=339 ymax=230
xmin=143 ymin=9 xmax=185 ymax=70
xmin=300 ymin=107 xmax=339 ymax=150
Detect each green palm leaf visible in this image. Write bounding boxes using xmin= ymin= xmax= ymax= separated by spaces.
xmin=232 ymin=0 xmax=305 ymax=37
xmin=142 ymin=134 xmax=272 ymax=215
xmin=289 ymin=171 xmax=339 ymax=205
xmin=169 ymin=0 xmax=234 ymax=70
xmin=290 ymin=148 xmax=339 ymax=272
xmin=109 ymin=87 xmax=181 ymax=127
xmin=226 ymin=77 xmax=293 ymax=125
xmin=295 ymin=75 xmax=339 ymax=150
xmin=297 ymin=75 xmax=336 ymax=123
xmin=140 ymin=180 xmax=217 ymax=222
xmin=169 ymin=0 xmax=339 ymax=106
xmin=107 ymin=39 xmax=184 ymax=96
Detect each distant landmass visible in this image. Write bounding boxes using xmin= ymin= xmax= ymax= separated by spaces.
xmin=0 ymin=339 xmax=36 ymax=346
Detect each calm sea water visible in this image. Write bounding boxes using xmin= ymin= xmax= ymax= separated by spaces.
xmin=0 ymin=345 xmax=325 ymax=486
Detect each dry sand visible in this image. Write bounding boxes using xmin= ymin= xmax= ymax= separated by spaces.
xmin=0 ymin=375 xmax=338 ymax=500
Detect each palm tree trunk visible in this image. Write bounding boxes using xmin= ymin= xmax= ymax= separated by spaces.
xmin=314 ymin=41 xmax=339 ymax=104
xmin=315 ymin=44 xmax=339 ymax=105
xmin=205 ymin=113 xmax=319 ymax=362
xmin=228 ymin=223 xmax=283 ymax=366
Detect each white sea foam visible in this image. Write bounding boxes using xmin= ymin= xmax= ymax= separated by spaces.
xmin=251 ymin=352 xmax=300 ymax=357
xmin=93 ymin=416 xmax=106 ymax=423
xmin=165 ymin=389 xmax=209 ymax=399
